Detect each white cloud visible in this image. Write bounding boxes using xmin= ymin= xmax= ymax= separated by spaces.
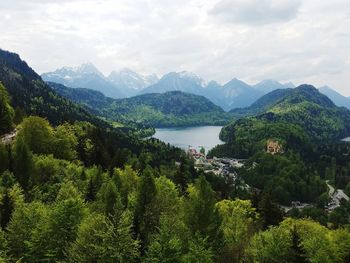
xmin=0 ymin=0 xmax=349 ymax=96
xmin=209 ymin=0 xmax=301 ymax=25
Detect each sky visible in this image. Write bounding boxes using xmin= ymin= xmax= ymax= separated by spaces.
xmin=0 ymin=0 xmax=350 ymax=95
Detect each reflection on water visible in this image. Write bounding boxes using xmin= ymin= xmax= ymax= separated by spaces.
xmin=153 ymin=126 xmax=223 ymax=152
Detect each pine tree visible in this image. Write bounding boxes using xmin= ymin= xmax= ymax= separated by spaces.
xmin=291 ymin=225 xmax=309 ymax=263
xmin=258 ymin=191 xmax=283 ymax=229
xmin=185 ymin=176 xmax=223 ymax=256
xmin=27 ymin=183 xmax=86 ymax=262
xmin=101 ymin=180 xmax=120 ymax=216
xmin=134 ymin=166 xmax=157 ymax=250
xmin=0 ymin=82 xmax=14 ymax=135
xmin=0 ymin=170 xmax=15 ymax=188
xmin=13 ymin=136 xmax=33 ymax=191
xmin=0 ymin=190 xmax=13 ymax=228
xmin=69 ymin=212 xmax=139 ymax=262
xmin=13 ymin=107 xmax=25 ymax=125
xmin=85 ymin=166 xmax=103 ymax=202
xmin=174 ymin=162 xmax=191 ymax=192
xmin=0 ymin=142 xmax=9 ymax=174
xmin=85 ymin=177 xmax=96 ymax=202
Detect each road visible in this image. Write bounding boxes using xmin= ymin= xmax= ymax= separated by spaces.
xmin=326 ymin=180 xmax=335 ymax=197
xmin=0 ymin=130 xmax=17 ymax=145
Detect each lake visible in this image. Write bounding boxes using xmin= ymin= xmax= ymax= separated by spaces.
xmin=342 ymin=137 xmax=350 ymax=142
xmin=153 ymin=126 xmax=224 ymax=152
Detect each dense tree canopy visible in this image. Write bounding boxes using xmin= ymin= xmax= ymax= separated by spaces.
xmin=0 ymin=82 xmax=14 ymax=135
xmin=0 ymin=50 xmax=349 ymax=262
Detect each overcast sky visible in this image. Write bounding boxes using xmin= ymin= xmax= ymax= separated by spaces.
xmin=0 ymin=0 xmax=350 ymax=95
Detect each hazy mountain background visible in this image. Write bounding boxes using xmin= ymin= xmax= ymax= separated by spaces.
xmin=48 ymin=82 xmax=230 ymax=127
xmin=318 ymin=86 xmax=350 ymax=109
xmin=42 ymin=64 xmax=158 ymax=98
xmin=42 ymin=64 xmax=349 ymax=111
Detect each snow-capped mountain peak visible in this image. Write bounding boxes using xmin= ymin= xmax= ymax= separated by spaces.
xmin=76 ymin=62 xmax=103 ymax=76
xmin=108 ymin=68 xmax=158 ymax=91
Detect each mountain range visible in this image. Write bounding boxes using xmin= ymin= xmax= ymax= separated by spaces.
xmin=48 ymin=82 xmax=231 ymax=127
xmin=42 ymin=62 xmax=350 ymax=113
xmin=318 ymin=86 xmax=350 ymax=109
xmin=41 ymin=64 xmax=158 ymax=98
xmin=0 ymin=49 xmax=109 ymax=128
xmin=237 ymin=85 xmax=349 ymax=138
xmin=42 ymin=64 xmax=299 ymax=111
xmin=210 ymin=84 xmax=350 ymax=158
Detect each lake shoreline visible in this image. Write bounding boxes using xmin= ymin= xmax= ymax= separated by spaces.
xmin=153 ymin=126 xmax=224 ymax=152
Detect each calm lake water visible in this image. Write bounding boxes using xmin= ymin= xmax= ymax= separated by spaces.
xmin=342 ymin=137 xmax=350 ymax=142
xmin=153 ymin=126 xmax=224 ymax=152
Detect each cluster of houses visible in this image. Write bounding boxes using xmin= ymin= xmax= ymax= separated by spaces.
xmin=187 ymin=148 xmax=245 ymax=180
xmin=281 ymin=185 xmax=350 ymax=213
xmin=326 ymin=188 xmax=350 ymax=211
xmin=187 ymin=144 xmax=350 ymax=215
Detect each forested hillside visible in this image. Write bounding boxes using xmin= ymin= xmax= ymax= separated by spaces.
xmin=0 ymin=49 xmax=349 ymax=262
xmin=0 ymin=82 xmax=14 ymax=135
xmin=230 ymin=88 xmax=293 ymax=117
xmin=0 ymin=49 xmax=110 ymax=128
xmin=49 ymin=82 xmax=231 ymax=127
xmin=223 ymin=85 xmax=350 ymax=149
xmin=209 ymin=84 xmax=350 ymax=209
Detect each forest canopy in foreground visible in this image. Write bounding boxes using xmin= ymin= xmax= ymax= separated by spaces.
xmin=0 ymin=49 xmax=349 ymax=262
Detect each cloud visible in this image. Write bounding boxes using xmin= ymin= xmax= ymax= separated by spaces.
xmin=0 ymin=0 xmax=349 ymax=96
xmin=209 ymin=0 xmax=302 ymax=25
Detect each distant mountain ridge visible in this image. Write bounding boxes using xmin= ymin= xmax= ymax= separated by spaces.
xmin=108 ymin=68 xmax=158 ymax=96
xmin=209 ymin=84 xmax=350 ymax=159
xmin=220 ymin=78 xmax=262 ymax=109
xmin=42 ymin=65 xmax=158 ymax=98
xmin=140 ymin=71 xmax=207 ymax=94
xmin=43 ymin=65 xmax=349 ymax=112
xmin=223 ymin=85 xmax=350 ymax=144
xmin=49 ymin=82 xmax=231 ymax=127
xmin=230 ymin=88 xmax=294 ymax=117
xmin=319 ymin=86 xmax=350 ymax=109
xmin=253 ymin=79 xmax=291 ymax=94
xmin=0 ymin=49 xmax=110 ymax=128
xmin=42 ymin=63 xmax=125 ymax=98
xmin=140 ymin=72 xmax=294 ymax=111
xmin=43 ymin=65 xmax=296 ymax=111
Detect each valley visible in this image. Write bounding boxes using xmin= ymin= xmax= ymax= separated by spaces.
xmin=153 ymin=126 xmax=223 ymax=152
xmin=2 ymin=0 xmax=350 ymax=261
xmin=0 ymin=48 xmax=350 ymax=262
xmin=49 ymin=82 xmax=233 ymax=130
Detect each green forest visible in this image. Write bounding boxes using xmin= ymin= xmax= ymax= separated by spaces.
xmin=208 ymin=84 xmax=350 ymax=233
xmin=1 ymin=113 xmax=349 ymax=262
xmin=0 ymin=49 xmax=350 ymax=262
xmin=49 ymin=82 xmax=231 ymax=128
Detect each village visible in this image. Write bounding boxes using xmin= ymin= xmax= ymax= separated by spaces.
xmin=188 ymin=139 xmax=350 ymax=215
xmin=187 ymin=147 xmax=245 ymax=182
xmin=187 ymin=139 xmax=284 ymax=184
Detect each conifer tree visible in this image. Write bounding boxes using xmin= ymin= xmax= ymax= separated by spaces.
xmin=0 ymin=143 xmax=9 ymax=174
xmin=0 ymin=83 xmax=14 ymax=135
xmin=134 ymin=166 xmax=157 ymax=250
xmin=85 ymin=177 xmax=95 ymax=202
xmin=174 ymin=162 xmax=191 ymax=192
xmin=0 ymin=190 xmax=13 ymax=228
xmin=258 ymin=191 xmax=283 ymax=229
xmin=291 ymin=225 xmax=309 ymax=263
xmin=13 ymin=136 xmax=33 ymax=191
xmin=185 ymin=176 xmax=223 ymax=256
xmin=100 ymin=180 xmax=120 ymax=216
